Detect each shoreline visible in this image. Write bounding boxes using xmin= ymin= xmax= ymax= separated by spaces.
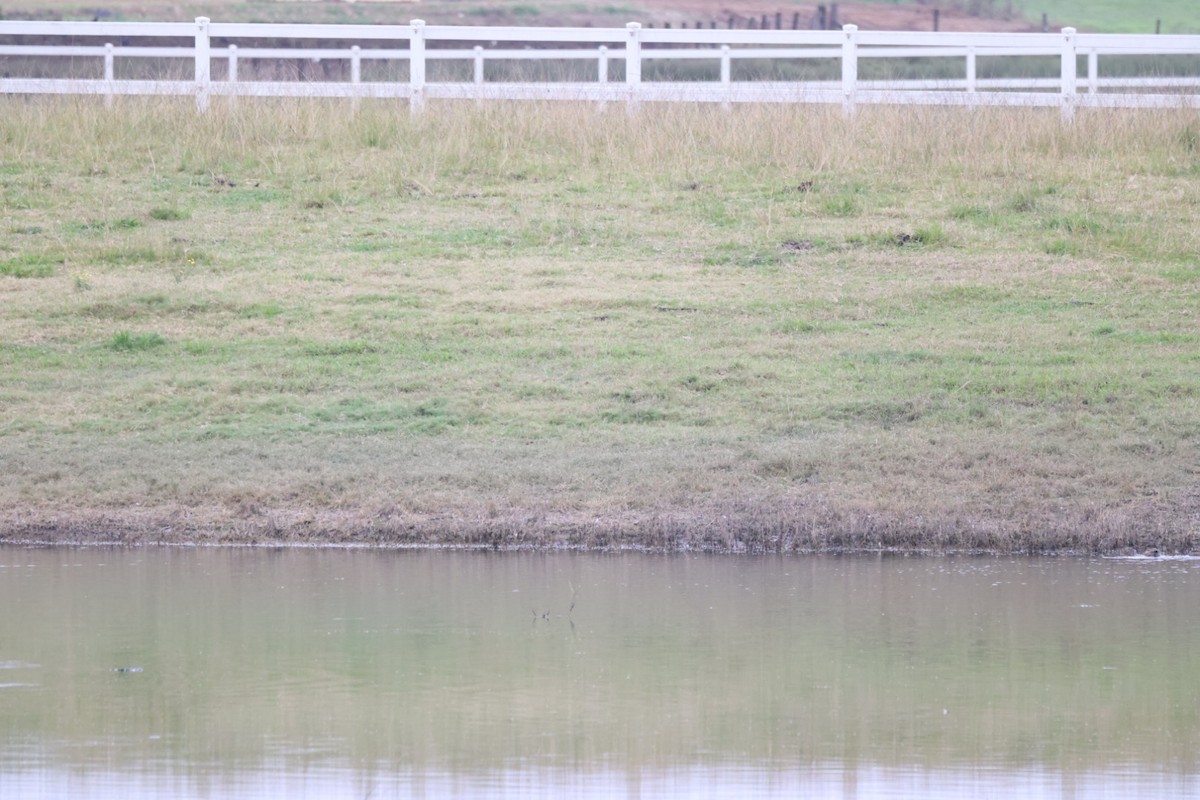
xmin=3 ymin=498 xmax=1196 ymax=555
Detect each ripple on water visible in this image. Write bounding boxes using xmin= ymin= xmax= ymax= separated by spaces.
xmin=1103 ymin=554 xmax=1200 ymax=561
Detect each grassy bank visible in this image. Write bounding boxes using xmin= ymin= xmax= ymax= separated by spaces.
xmin=1018 ymin=0 xmax=1200 ymax=34
xmin=1 ymin=98 xmax=1199 ymax=552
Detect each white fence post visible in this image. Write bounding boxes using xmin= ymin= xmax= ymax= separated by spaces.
xmin=103 ymin=42 xmax=114 ymax=108
xmin=841 ymin=24 xmax=858 ymax=117
xmin=965 ymin=45 xmax=978 ymax=109
xmin=194 ymin=16 xmax=211 ymax=113
xmin=625 ymin=22 xmax=641 ymax=112
xmin=1061 ymin=26 xmax=1077 ymax=123
xmin=472 ymin=46 xmax=484 ymax=107
xmin=720 ymin=44 xmax=731 ymax=111
xmin=349 ymin=45 xmax=361 ymax=112
xmin=227 ymin=43 xmax=238 ymax=108
xmin=410 ymin=19 xmax=426 ymax=113
xmin=597 ymin=45 xmax=609 ymax=111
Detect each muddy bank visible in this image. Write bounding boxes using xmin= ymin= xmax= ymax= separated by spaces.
xmin=3 ymin=494 xmax=1197 ymax=555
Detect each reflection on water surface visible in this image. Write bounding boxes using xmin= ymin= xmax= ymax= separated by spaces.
xmin=1 ymin=547 xmax=1197 ymax=798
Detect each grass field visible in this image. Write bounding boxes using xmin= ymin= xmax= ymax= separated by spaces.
xmin=1 ymin=98 xmax=1198 ymax=552
xmin=923 ymin=0 xmax=1200 ymax=34
xmin=1018 ymin=0 xmax=1200 ymax=34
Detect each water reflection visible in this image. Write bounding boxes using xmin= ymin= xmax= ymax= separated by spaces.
xmin=5 ymin=764 xmax=1199 ymax=799
xmin=1 ymin=548 xmax=1197 ymax=798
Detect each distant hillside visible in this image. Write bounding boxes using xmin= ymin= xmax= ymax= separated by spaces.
xmin=889 ymin=0 xmax=1198 ymax=34
xmin=1 ymin=0 xmax=1195 ymax=33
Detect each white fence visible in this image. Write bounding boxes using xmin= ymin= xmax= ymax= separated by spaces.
xmin=2 ymin=17 xmax=1200 ymax=120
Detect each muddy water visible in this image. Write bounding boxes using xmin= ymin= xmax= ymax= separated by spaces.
xmin=0 ymin=547 xmax=1197 ymax=798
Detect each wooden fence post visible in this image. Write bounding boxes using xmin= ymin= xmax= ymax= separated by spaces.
xmin=409 ymin=18 xmax=426 ymax=113
xmin=625 ymin=22 xmax=641 ymax=113
xmin=841 ymin=23 xmax=857 ymax=117
xmin=194 ymin=16 xmax=210 ymax=113
xmin=1060 ymin=26 xmax=1076 ymax=123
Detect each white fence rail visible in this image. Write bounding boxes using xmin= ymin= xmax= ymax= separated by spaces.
xmin=2 ymin=18 xmax=1199 ymax=119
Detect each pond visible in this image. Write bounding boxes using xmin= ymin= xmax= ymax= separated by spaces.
xmin=1 ymin=546 xmax=1197 ymax=798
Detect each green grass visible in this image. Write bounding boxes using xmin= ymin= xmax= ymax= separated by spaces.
xmin=0 ymin=252 xmax=61 ymax=278
xmin=1018 ymin=0 xmax=1200 ymax=34
xmin=857 ymin=0 xmax=1200 ymax=33
xmin=107 ymin=331 xmax=167 ymax=351
xmin=0 ymin=98 xmax=1198 ymax=553
xmin=150 ymin=206 xmax=190 ymax=221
